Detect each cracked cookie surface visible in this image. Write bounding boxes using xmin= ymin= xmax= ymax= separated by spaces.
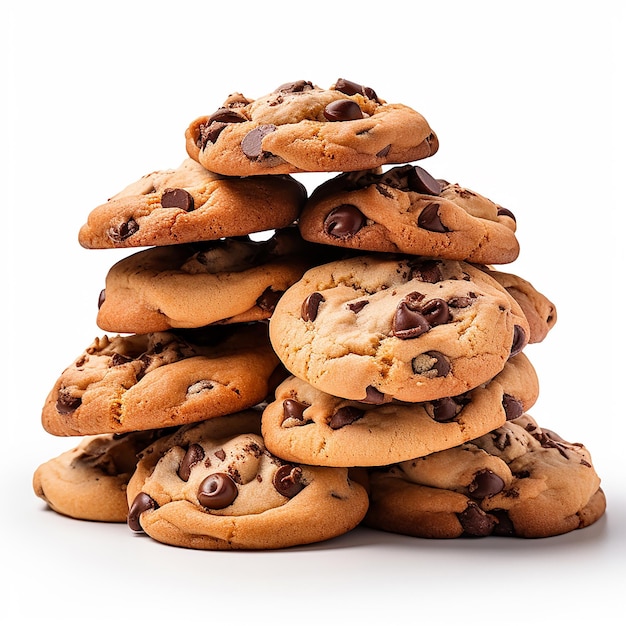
xmin=364 ymin=414 xmax=606 ymax=538
xmin=126 ymin=412 xmax=369 ymax=549
xmin=185 ymin=79 xmax=438 ymax=176
xmin=78 ymin=159 xmax=307 ymax=248
xmin=269 ymin=255 xmax=530 ymax=403
xmin=299 ymin=164 xmax=520 ymax=264
xmin=42 ymin=323 xmax=280 ymax=436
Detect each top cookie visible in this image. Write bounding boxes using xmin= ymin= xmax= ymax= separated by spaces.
xmin=298 ymin=164 xmax=520 ymax=264
xmin=78 ymin=159 xmax=307 ymax=249
xmin=185 ymin=79 xmax=438 ymax=176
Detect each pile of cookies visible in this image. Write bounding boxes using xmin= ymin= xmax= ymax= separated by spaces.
xmin=33 ymin=79 xmax=606 ymax=549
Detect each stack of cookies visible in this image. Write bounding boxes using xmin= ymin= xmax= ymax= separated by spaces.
xmin=33 ymin=79 xmax=606 ymax=549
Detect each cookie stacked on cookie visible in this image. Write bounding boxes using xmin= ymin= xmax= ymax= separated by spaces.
xmin=34 ymin=78 xmax=605 ymax=548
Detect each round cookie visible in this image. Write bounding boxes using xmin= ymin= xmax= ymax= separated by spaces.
xmin=42 ymin=323 xmax=281 ymax=437
xmin=261 ymin=353 xmax=538 ymax=467
xmin=185 ymin=78 xmax=438 ymax=176
xmin=78 ymin=158 xmax=307 ymax=249
xmin=364 ymin=414 xmax=606 ymax=539
xmin=269 ymin=255 xmax=531 ymax=403
xmin=32 ymin=429 xmax=173 ymax=522
xmin=126 ymin=411 xmax=369 ymax=550
xmin=96 ymin=228 xmax=324 ymax=334
xmin=477 ymin=266 xmax=557 ymax=344
xmin=298 ymin=164 xmax=520 ymax=264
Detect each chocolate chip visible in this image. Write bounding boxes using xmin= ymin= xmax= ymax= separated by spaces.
xmin=418 ymin=203 xmax=448 ymax=233
xmin=333 ymin=78 xmax=380 ymax=103
xmin=197 ymin=473 xmax=238 ymax=509
xmin=208 ymin=107 xmax=247 ymax=125
xmin=275 ymin=80 xmax=314 ymax=93
xmin=457 ymin=502 xmax=496 ymax=537
xmin=427 ymin=396 xmax=463 ymax=422
xmin=241 ymin=124 xmax=277 ymax=159
xmin=161 ymin=188 xmax=194 ymax=212
xmin=127 ymin=492 xmax=157 ymax=532
xmin=360 ymin=386 xmax=385 ymax=404
xmin=282 ymin=399 xmax=309 ymax=424
xmin=110 ymin=353 xmax=132 ymax=367
xmin=448 ymin=296 xmax=473 ymax=308
xmin=408 ymin=259 xmax=443 ymax=283
xmin=419 ymin=298 xmax=451 ymax=326
xmin=502 ymin=394 xmax=523 ymax=420
xmin=497 ymin=207 xmax=516 ymax=222
xmin=98 ymin=289 xmax=106 ymax=309
xmin=301 ymin=292 xmax=325 ymax=321
xmin=323 ymin=99 xmax=364 ymax=122
xmin=178 ymin=443 xmax=205 ymax=482
xmin=347 ymin=300 xmax=369 ymax=314
xmin=468 ymin=469 xmax=505 ymax=499
xmin=323 ymin=205 xmax=366 ymax=238
xmin=407 ymin=166 xmax=443 ymax=195
xmin=412 ymin=351 xmax=451 ymax=377
xmin=329 ymin=406 xmax=365 ymax=429
xmin=214 ymin=449 xmax=226 ymax=461
xmin=273 ymin=464 xmax=305 ymax=498
xmin=55 ymin=388 xmax=81 ymax=414
xmin=491 ymin=509 xmax=516 ymax=536
xmin=256 ymin=287 xmax=283 ymax=312
xmin=376 ymin=144 xmax=391 ymax=158
xmin=199 ymin=121 xmax=228 ymax=147
xmin=108 ymin=218 xmax=139 ymax=242
xmin=393 ymin=300 xmax=430 ymax=340
xmin=510 ymin=325 xmax=526 ymax=357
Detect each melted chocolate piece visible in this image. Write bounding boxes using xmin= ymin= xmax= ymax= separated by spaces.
xmin=127 ymin=492 xmax=157 ymax=532
xmin=510 ymin=325 xmax=526 ymax=357
xmin=323 ymin=205 xmax=365 ymax=238
xmin=502 ymin=394 xmax=523 ymax=420
xmin=161 ymin=188 xmax=194 ymax=212
xmin=347 ymin=300 xmax=369 ymax=314
xmin=497 ymin=207 xmax=516 ymax=222
xmin=275 ymin=80 xmax=314 ymax=93
xmin=418 ymin=203 xmax=448 ymax=233
xmin=208 ymin=107 xmax=247 ymax=125
xmin=419 ymin=298 xmax=451 ymax=326
xmin=393 ymin=301 xmax=430 ymax=339
xmin=457 ymin=502 xmax=496 ymax=537
xmin=282 ymin=398 xmax=310 ymax=424
xmin=361 ymin=386 xmax=385 ymax=404
xmin=491 ymin=509 xmax=516 ymax=536
xmin=323 ymin=99 xmax=364 ymax=122
xmin=273 ymin=464 xmax=305 ymax=498
xmin=177 ymin=443 xmax=205 ymax=482
xmin=197 ymin=473 xmax=238 ymax=509
xmin=428 ymin=396 xmax=464 ymax=422
xmin=468 ymin=469 xmax=505 ymax=499
xmin=407 ymin=166 xmax=443 ymax=195
xmin=408 ymin=259 xmax=443 ymax=283
xmin=256 ymin=287 xmax=283 ymax=312
xmin=329 ymin=406 xmax=365 ymax=429
xmin=241 ymin=124 xmax=277 ymax=159
xmin=301 ymin=292 xmax=325 ymax=321
xmin=334 ymin=78 xmax=380 ymax=103
xmin=108 ymin=218 xmax=139 ymax=242
xmin=55 ymin=389 xmax=82 ymax=415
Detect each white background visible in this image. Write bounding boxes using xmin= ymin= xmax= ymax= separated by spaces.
xmin=3 ymin=1 xmax=624 ymax=623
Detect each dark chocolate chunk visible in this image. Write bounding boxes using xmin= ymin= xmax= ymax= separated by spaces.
xmin=502 ymin=394 xmax=523 ymax=420
xmin=282 ymin=399 xmax=310 ymax=424
xmin=408 ymin=259 xmax=443 ymax=283
xmin=510 ymin=325 xmax=526 ymax=357
xmin=457 ymin=502 xmax=496 ymax=537
xmin=161 ymin=188 xmax=194 ymax=212
xmin=275 ymin=80 xmax=313 ymax=93
xmin=419 ymin=298 xmax=451 ymax=326
xmin=323 ymin=99 xmax=364 ymax=122
xmin=197 ymin=473 xmax=238 ymax=509
xmin=55 ymin=388 xmax=82 ymax=415
xmin=334 ymin=78 xmax=380 ymax=103
xmin=407 ymin=166 xmax=443 ymax=195
xmin=273 ymin=464 xmax=305 ymax=498
xmin=178 ymin=443 xmax=205 ymax=482
xmin=361 ymin=386 xmax=386 ymax=404
xmin=329 ymin=406 xmax=365 ymax=429
xmin=428 ymin=396 xmax=463 ymax=422
xmin=418 ymin=203 xmax=448 ymax=233
xmin=241 ymin=124 xmax=277 ymax=159
xmin=491 ymin=509 xmax=516 ymax=536
xmin=301 ymin=292 xmax=325 ymax=321
xmin=347 ymin=300 xmax=369 ymax=314
xmin=256 ymin=287 xmax=283 ymax=312
xmin=468 ymin=469 xmax=505 ymax=499
xmin=127 ymin=492 xmax=157 ymax=532
xmin=497 ymin=207 xmax=516 ymax=222
xmin=108 ymin=218 xmax=139 ymax=242
xmin=323 ymin=204 xmax=365 ymax=238
xmin=208 ymin=107 xmax=247 ymax=125
xmin=392 ymin=300 xmax=430 ymax=339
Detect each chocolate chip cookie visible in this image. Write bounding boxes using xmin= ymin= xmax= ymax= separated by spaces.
xmin=42 ymin=323 xmax=281 ymax=436
xmin=126 ymin=411 xmax=369 ymax=549
xmin=261 ymin=353 xmax=539 ymax=467
xmin=96 ymin=228 xmax=322 ymax=334
xmin=78 ymin=158 xmax=307 ymax=248
xmin=185 ymin=79 xmax=438 ymax=176
xmin=33 ymin=429 xmax=174 ymax=522
xmin=269 ymin=255 xmax=530 ymax=403
xmin=364 ymin=414 xmax=606 ymax=538
xmin=298 ymin=164 xmax=520 ymax=264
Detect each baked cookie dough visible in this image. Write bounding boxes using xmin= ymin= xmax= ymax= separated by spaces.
xmin=78 ymin=158 xmax=307 ymax=248
xmin=185 ymin=79 xmax=438 ymax=176
xmin=42 ymin=323 xmax=280 ymax=436
xmin=364 ymin=414 xmax=606 ymax=538
xmin=126 ymin=411 xmax=369 ymax=550
xmin=96 ymin=228 xmax=322 ymax=333
xmin=32 ymin=429 xmax=173 ymax=522
xmin=298 ymin=164 xmax=519 ymax=264
xmin=261 ymin=352 xmax=539 ymax=467
xmin=269 ymin=255 xmax=530 ymax=403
